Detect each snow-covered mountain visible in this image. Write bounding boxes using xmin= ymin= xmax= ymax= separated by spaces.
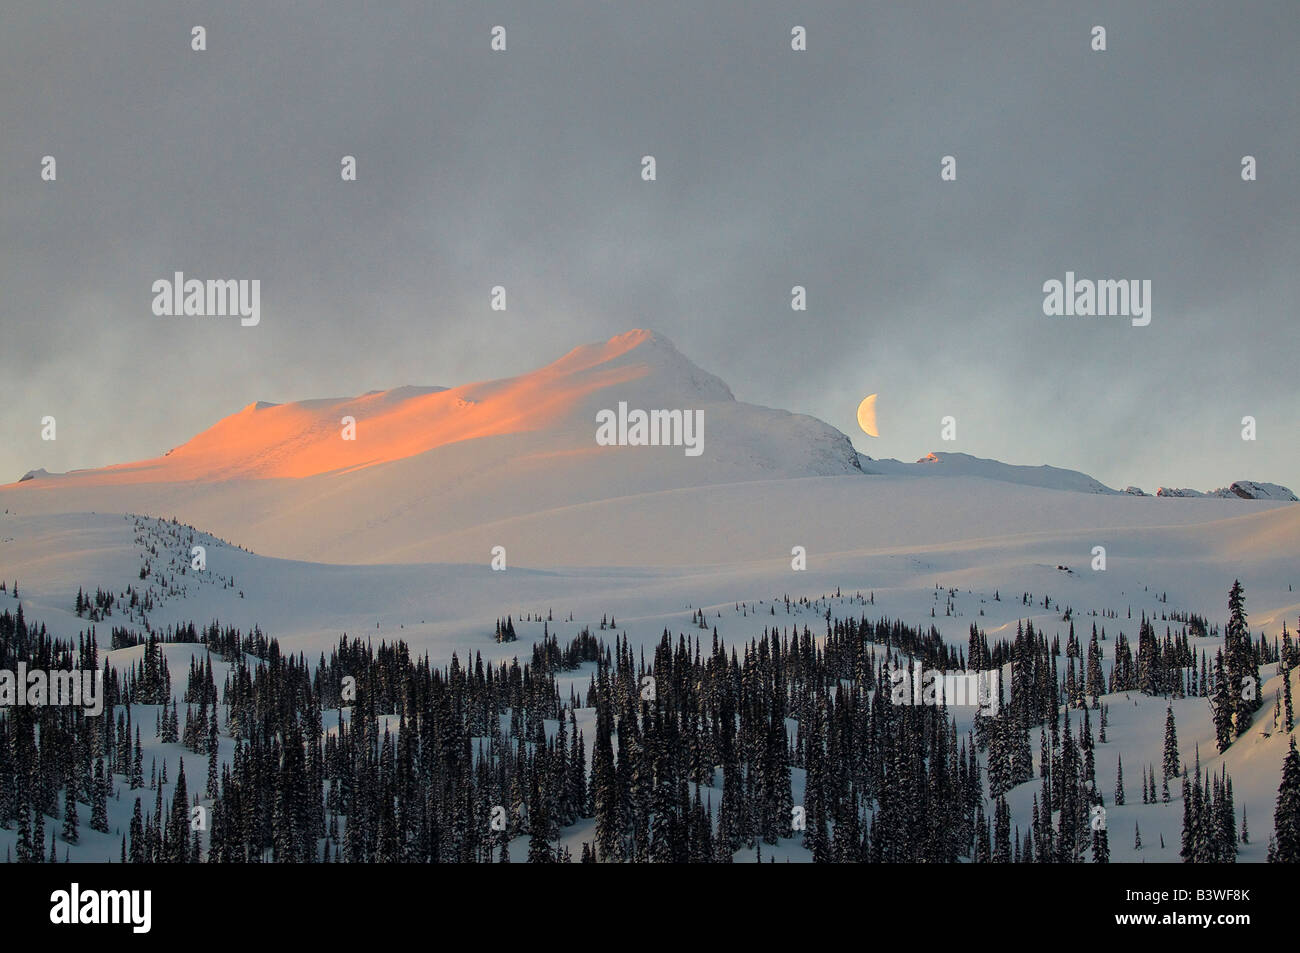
xmin=4 ymin=329 xmax=1292 ymax=566
xmin=1210 ymin=480 xmax=1298 ymax=501
xmin=15 ymin=330 xmax=859 ymax=486
xmin=859 ymin=451 xmax=1118 ymax=494
xmin=4 ymin=330 xmax=867 ymax=562
xmin=859 ymin=452 xmax=1296 ymax=502
xmin=1157 ymin=481 xmax=1298 ymax=501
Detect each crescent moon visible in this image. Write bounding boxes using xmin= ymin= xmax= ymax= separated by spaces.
xmin=856 ymin=394 xmax=879 ymax=437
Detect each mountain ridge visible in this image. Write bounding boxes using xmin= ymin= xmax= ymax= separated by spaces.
xmin=11 ymin=328 xmax=1293 ymax=502
xmin=858 ymin=450 xmax=1294 ymax=501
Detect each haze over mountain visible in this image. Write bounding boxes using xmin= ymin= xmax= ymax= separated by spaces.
xmin=4 ymin=330 xmax=1293 ymax=566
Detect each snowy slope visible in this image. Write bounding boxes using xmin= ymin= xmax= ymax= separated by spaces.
xmin=1 ymin=502 xmax=1297 ymax=862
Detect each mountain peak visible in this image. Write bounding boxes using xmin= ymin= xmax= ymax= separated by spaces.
xmin=543 ymin=329 xmax=735 ymax=402
xmin=7 ymin=331 xmax=767 ymax=485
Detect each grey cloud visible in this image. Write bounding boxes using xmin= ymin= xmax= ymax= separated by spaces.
xmin=1 ymin=0 xmax=1296 ymax=492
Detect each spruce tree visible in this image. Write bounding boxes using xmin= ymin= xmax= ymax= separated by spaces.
xmin=1162 ymin=706 xmax=1180 ymax=781
xmin=1093 ymin=824 xmax=1110 ymax=862
xmin=1211 ymin=651 xmax=1234 ymax=752
xmin=33 ymin=806 xmax=45 ymax=862
xmin=1271 ymin=737 xmax=1300 ymax=863
xmin=1226 ymin=581 xmax=1260 ymax=738
xmin=90 ymin=758 xmax=109 ymax=833
xmin=1284 ymin=669 xmax=1294 ymax=734
xmin=62 ymin=784 xmax=79 ymax=844
xmin=129 ymin=799 xmax=144 ymax=863
xmin=1180 ymin=772 xmax=1193 ymax=861
xmin=15 ymin=801 xmax=31 ymax=863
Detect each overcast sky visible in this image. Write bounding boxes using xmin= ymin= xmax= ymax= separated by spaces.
xmin=3 ymin=0 xmax=1296 ymax=493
